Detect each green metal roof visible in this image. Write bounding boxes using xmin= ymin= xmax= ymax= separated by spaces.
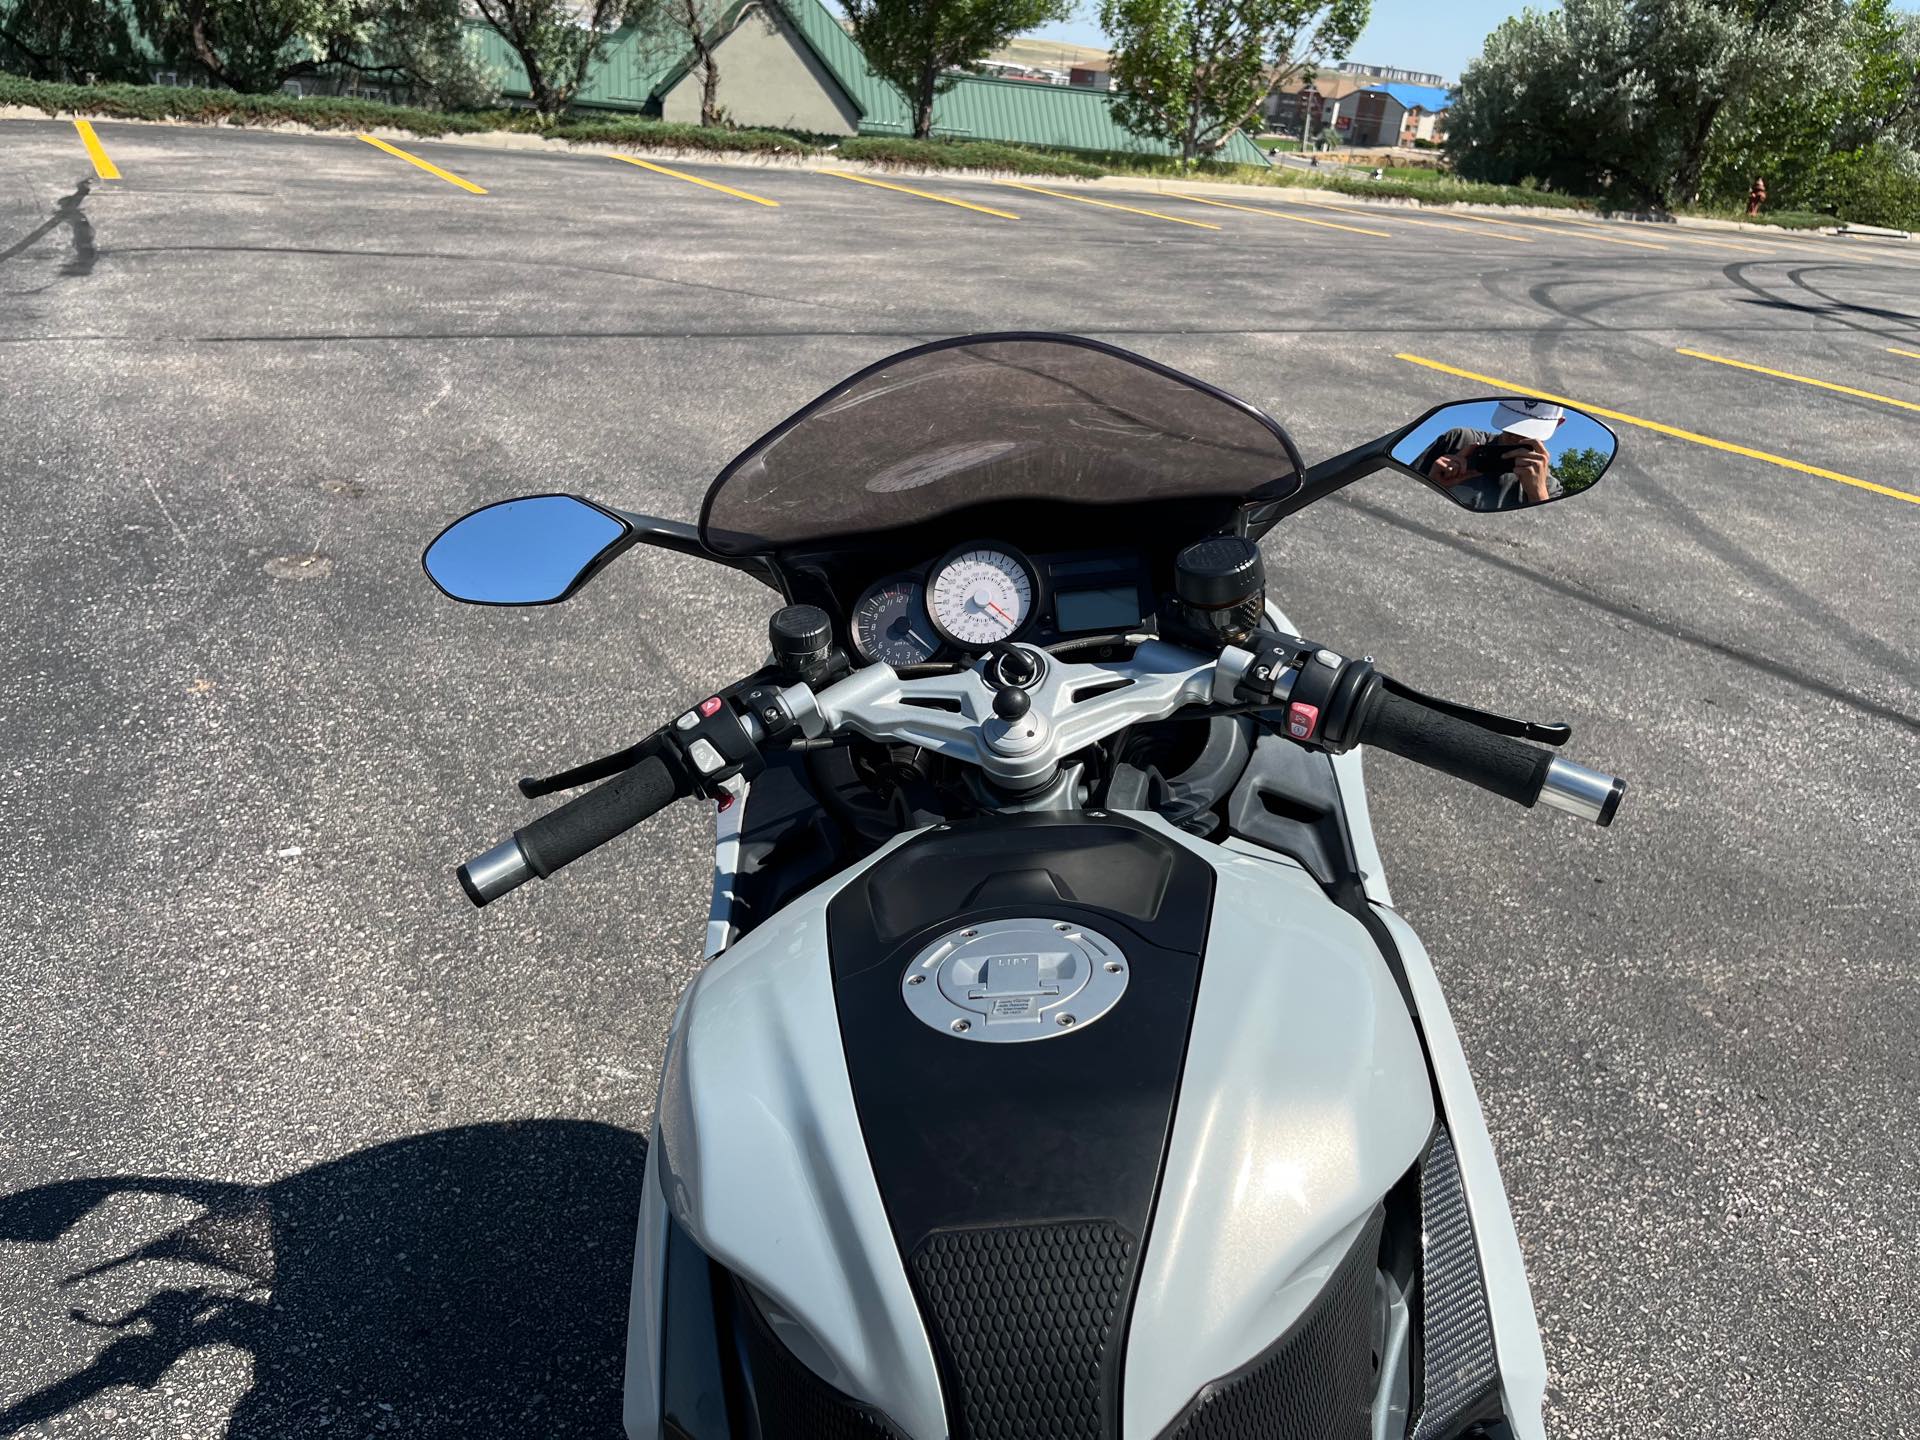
xmin=783 ymin=3 xmax=1269 ymax=164
xmin=470 ymin=0 xmax=1270 ymax=166
xmin=909 ymin=74 xmax=1273 ymax=165
xmin=779 ymin=0 xmax=903 ymax=124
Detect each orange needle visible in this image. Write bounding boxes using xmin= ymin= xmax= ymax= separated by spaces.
xmin=988 ymin=602 xmax=1014 ymax=623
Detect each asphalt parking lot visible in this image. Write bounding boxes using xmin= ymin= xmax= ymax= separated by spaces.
xmin=3 ymin=118 xmax=1917 ymax=1439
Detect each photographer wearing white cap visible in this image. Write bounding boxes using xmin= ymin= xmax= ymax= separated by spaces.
xmin=1410 ymin=400 xmax=1568 ymax=511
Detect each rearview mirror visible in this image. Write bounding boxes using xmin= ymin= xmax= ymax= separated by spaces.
xmin=1389 ymin=399 xmax=1618 ymax=512
xmin=423 ymin=495 xmax=632 ymax=605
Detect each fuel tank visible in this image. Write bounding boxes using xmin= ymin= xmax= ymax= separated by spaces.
xmin=629 ymin=811 xmax=1434 ymax=1440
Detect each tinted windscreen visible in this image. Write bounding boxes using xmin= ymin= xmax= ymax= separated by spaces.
xmin=700 ymin=337 xmax=1300 ymax=556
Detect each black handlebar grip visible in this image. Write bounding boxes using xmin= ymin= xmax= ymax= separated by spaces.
xmin=514 ymin=754 xmax=687 ymax=882
xmin=1356 ymin=685 xmax=1555 ymax=808
xmin=458 ymin=753 xmax=689 ymax=906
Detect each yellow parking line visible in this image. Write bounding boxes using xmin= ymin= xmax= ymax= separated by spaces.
xmin=820 ymin=170 xmax=1015 ymax=219
xmin=357 ymin=134 xmax=486 ymax=194
xmin=1395 ymin=352 xmax=1920 ymax=507
xmin=994 ymin=181 xmax=1220 ymax=230
xmin=1676 ymin=348 xmax=1920 ymax=415
xmin=1300 ymin=197 xmax=1535 ymax=242
xmin=73 ymin=120 xmax=120 ymax=180
xmin=1647 ymin=228 xmax=1785 ymax=256
xmin=1528 ymin=215 xmax=1669 ymax=251
xmin=611 ymin=154 xmax=778 ymax=207
xmin=1556 ymin=217 xmax=1776 ymax=255
xmin=1888 ymin=347 xmax=1920 ymax=361
xmin=1446 ymin=211 xmax=1554 ymax=234
xmin=1174 ymin=193 xmax=1389 ymax=237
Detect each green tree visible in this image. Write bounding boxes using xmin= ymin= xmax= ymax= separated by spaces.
xmin=1840 ymin=0 xmax=1920 ymax=149
xmin=0 ymin=0 xmax=149 ymax=80
xmin=1099 ymin=0 xmax=1367 ymax=163
xmin=658 ymin=0 xmax=731 ymax=128
xmin=137 ymin=0 xmax=367 ymax=94
xmin=1448 ymin=0 xmax=1859 ymax=209
xmin=363 ymin=0 xmax=502 ymax=109
xmin=469 ymin=0 xmax=653 ymax=116
xmin=1706 ymin=0 xmax=1920 ymax=215
xmin=1 ymin=0 xmax=501 ymax=101
xmin=1441 ymin=1 xmax=1634 ymax=195
xmin=1638 ymin=0 xmax=1852 ymax=206
xmin=842 ymin=0 xmax=1076 ymax=141
xmin=1550 ymin=446 xmax=1610 ymax=495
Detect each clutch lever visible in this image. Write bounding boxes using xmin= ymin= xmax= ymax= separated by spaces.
xmin=1378 ymin=674 xmax=1571 ymax=747
xmin=518 ymin=737 xmax=656 ymax=799
xmin=517 ymin=665 xmax=786 ymax=798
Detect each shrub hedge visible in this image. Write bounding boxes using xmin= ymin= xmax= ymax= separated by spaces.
xmin=1105 ymin=156 xmax=1601 ymax=210
xmin=0 ymin=73 xmax=815 ymax=154
xmin=835 ymin=136 xmax=1103 ymax=178
xmin=0 ymin=74 xmax=502 ymax=133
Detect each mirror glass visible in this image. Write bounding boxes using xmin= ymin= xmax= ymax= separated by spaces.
xmin=423 ymin=495 xmax=629 ymax=605
xmin=1390 ymin=399 xmax=1617 ymax=511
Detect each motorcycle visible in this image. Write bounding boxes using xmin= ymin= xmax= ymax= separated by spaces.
xmin=423 ymin=334 xmax=1627 ymax=1440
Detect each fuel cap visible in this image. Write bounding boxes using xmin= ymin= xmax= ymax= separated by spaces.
xmin=901 ymin=917 xmax=1130 ymax=1043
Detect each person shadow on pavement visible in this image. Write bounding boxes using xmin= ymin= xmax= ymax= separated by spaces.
xmin=0 ymin=1119 xmax=647 ymax=1438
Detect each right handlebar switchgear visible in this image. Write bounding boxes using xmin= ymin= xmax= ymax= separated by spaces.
xmin=1228 ymin=628 xmax=1625 ymax=826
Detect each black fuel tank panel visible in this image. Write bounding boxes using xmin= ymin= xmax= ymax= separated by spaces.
xmin=826 ymin=812 xmax=1214 ymax=1440
xmin=828 ymin=811 xmax=1213 ymax=978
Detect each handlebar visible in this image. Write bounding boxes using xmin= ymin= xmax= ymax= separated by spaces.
xmin=455 ymin=634 xmax=1627 ymax=908
xmin=1354 ymin=685 xmax=1554 ymax=806
xmin=1348 ymin=679 xmax=1623 ymax=824
xmin=458 ymin=752 xmax=689 ymax=906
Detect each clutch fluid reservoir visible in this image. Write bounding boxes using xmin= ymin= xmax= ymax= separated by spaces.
xmin=1175 ymin=537 xmax=1266 ymax=645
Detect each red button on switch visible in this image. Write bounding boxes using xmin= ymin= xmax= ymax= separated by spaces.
xmin=698 ymin=695 xmax=725 ymax=718
xmin=1287 ymin=702 xmax=1320 ymax=740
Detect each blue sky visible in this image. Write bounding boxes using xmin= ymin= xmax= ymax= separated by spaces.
xmin=1026 ymin=0 xmax=1529 ymax=83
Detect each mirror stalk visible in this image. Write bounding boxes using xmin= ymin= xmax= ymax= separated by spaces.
xmin=612 ymin=509 xmax=783 ymax=592
xmin=1243 ymin=437 xmax=1396 ymax=538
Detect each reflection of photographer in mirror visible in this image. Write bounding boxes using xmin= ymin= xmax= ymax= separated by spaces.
xmin=1412 ymin=401 xmax=1567 ymax=511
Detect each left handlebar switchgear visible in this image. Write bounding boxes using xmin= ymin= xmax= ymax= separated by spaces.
xmin=457 ymin=688 xmax=772 ymax=908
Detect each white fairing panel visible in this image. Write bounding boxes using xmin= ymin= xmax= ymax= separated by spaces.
xmin=621 ymin=1126 xmax=672 ymax=1440
xmin=1122 ymin=816 xmax=1436 ymax=1440
xmin=647 ymin=836 xmax=948 ymax=1440
xmin=1372 ymin=907 xmax=1547 ymax=1440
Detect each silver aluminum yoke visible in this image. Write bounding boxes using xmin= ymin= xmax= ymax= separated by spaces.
xmin=789 ymin=640 xmax=1222 ymax=790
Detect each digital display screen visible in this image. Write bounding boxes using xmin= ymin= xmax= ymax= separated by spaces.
xmin=1055 ymin=585 xmax=1144 ymax=633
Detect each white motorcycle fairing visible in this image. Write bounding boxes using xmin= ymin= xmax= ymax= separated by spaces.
xmin=621 ymin=794 xmax=1537 ymax=1440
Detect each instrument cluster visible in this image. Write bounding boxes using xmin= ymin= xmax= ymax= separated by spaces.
xmin=847 ymin=540 xmax=1152 ymax=667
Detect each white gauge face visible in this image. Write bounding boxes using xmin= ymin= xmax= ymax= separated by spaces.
xmin=928 ymin=546 xmax=1035 ymax=648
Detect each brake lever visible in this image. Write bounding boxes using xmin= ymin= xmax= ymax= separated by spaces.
xmin=518 ymin=737 xmax=656 ymax=799
xmin=1379 ymin=674 xmax=1571 ymax=747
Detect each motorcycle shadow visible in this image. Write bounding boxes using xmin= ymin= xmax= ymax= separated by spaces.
xmin=0 ymin=1119 xmax=646 ymax=1438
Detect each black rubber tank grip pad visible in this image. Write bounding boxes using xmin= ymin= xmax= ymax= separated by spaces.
xmin=1157 ymin=1207 xmax=1385 ymax=1440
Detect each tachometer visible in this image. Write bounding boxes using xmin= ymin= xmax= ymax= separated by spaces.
xmin=928 ymin=544 xmax=1036 ymax=649
xmin=850 ymin=578 xmax=941 ymax=667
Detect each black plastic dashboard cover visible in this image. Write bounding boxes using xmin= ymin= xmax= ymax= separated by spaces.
xmin=826 ymin=813 xmax=1214 ymax=1439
